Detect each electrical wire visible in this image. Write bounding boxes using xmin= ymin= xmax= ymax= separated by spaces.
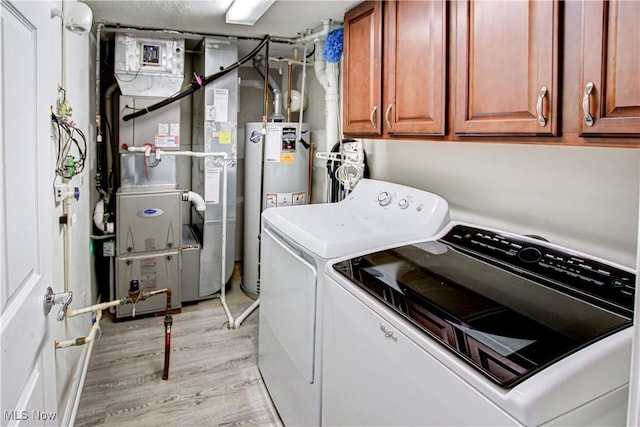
xmin=51 ymin=112 xmax=88 ymax=179
xmin=305 ymin=43 xmax=316 ymax=59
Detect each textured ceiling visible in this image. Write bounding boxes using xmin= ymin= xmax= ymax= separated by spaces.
xmin=83 ymin=0 xmax=357 ymax=56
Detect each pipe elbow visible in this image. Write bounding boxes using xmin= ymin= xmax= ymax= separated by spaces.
xmin=93 ymin=199 xmax=114 ymax=234
xmin=187 ymin=191 xmax=206 ymax=212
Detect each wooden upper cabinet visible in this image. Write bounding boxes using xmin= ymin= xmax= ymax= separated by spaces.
xmin=343 ymin=1 xmax=383 ymax=136
xmin=579 ymin=0 xmax=640 ymax=136
xmin=343 ymin=0 xmax=447 ymax=137
xmin=454 ymin=0 xmax=559 ymax=136
xmin=384 ymin=0 xmax=447 ymax=135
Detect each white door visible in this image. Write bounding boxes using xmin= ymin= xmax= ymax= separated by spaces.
xmin=1 ymin=1 xmax=58 ymax=426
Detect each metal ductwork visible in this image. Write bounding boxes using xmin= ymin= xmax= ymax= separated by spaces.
xmin=253 ymin=55 xmax=285 ymax=121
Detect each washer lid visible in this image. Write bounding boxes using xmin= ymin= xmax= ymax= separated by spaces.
xmin=262 ymin=179 xmax=450 ymax=259
xmin=330 ymin=224 xmax=635 ymax=388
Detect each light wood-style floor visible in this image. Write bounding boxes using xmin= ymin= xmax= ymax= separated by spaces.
xmin=75 ymin=269 xmax=283 ymax=427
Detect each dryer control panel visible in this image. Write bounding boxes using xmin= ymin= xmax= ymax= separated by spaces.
xmin=442 ymin=224 xmax=636 ymax=317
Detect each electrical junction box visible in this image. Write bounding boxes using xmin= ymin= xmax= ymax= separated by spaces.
xmin=114 ymin=33 xmax=185 ymax=97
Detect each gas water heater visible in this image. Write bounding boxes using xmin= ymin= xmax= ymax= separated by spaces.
xmin=242 ymin=122 xmax=310 ymax=297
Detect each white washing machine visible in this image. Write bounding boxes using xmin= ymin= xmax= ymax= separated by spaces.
xmin=258 ymin=179 xmax=450 ymax=426
xmin=322 ymin=222 xmax=636 ymax=426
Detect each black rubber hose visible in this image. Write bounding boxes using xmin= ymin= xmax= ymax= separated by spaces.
xmin=123 ymin=35 xmax=270 ymax=122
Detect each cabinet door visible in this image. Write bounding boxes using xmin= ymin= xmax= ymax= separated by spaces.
xmin=454 ymin=0 xmax=559 ymax=135
xmin=384 ymin=0 xmax=447 ymax=136
xmin=343 ymin=1 xmax=382 ymax=136
xmin=579 ymin=0 xmax=640 ymax=136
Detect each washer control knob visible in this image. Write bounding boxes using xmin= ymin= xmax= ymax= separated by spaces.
xmin=398 ymin=198 xmax=409 ymax=209
xmin=378 ymin=191 xmax=393 ymax=206
xmin=518 ymin=247 xmax=542 ymax=263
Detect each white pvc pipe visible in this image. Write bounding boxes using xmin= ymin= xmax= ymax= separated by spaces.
xmin=233 ymin=298 xmax=260 ymax=329
xmin=218 ymin=160 xmax=234 ymax=327
xmin=66 ymin=298 xmax=124 ymax=318
xmin=125 ymin=146 xmax=227 ymax=159
xmin=186 ymin=191 xmax=206 ymax=212
xmin=314 ymin=41 xmax=328 ymax=90
xmin=297 ymin=43 xmax=308 ymax=144
xmin=213 ymin=154 xmax=258 ymax=330
xmin=313 ymin=39 xmax=340 ymax=146
xmin=63 ymin=187 xmax=74 ymax=293
xmin=162 ymin=150 xmax=222 ymax=158
xmin=93 ymin=199 xmax=114 ymax=233
xmin=125 ymin=145 xmax=146 ymax=152
xmin=296 ymin=19 xmax=333 ymax=44
xmin=56 ymin=309 xmax=103 ymax=349
xmin=325 ymin=61 xmax=340 ymax=150
xmin=68 ymin=334 xmax=94 ymax=425
xmin=269 ymin=57 xmax=310 ymax=67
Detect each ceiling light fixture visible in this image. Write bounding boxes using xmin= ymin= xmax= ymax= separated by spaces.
xmin=226 ymin=0 xmax=276 ymax=25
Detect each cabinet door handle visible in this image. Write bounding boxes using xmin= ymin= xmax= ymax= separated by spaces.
xmin=385 ymin=104 xmax=393 ymax=129
xmin=536 ymin=86 xmax=548 ymax=127
xmin=370 ymin=105 xmax=378 ymax=129
xmin=583 ymin=81 xmax=595 ymax=127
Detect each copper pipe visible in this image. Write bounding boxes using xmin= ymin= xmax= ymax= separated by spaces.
xmin=146 ymin=288 xmax=173 ymax=381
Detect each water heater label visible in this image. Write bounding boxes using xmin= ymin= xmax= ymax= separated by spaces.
xmin=137 ymin=208 xmax=164 ymax=218
xmin=265 ymin=125 xmax=282 ymax=162
xmin=281 ymin=153 xmax=294 ymax=163
xmin=282 ymin=127 xmax=296 ymax=151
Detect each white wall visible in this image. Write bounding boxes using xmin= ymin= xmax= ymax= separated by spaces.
xmin=363 ymin=139 xmax=640 ymax=268
xmin=50 ymin=0 xmax=95 ymax=423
